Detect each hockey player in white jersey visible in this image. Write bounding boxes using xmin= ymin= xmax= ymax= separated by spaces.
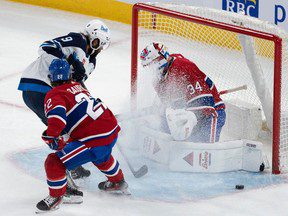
xmin=17 ymin=19 xmax=110 ymax=179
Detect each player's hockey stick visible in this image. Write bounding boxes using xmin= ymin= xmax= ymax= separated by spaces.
xmin=79 ymin=80 xmax=148 ymax=178
xmin=66 ymin=170 xmax=79 ymax=189
xmin=219 ymin=84 xmax=247 ymax=95
xmin=117 ymin=145 xmax=148 ymax=178
xmin=79 ymin=81 xmax=87 ymax=90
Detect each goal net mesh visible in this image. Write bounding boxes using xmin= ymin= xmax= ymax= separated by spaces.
xmin=134 ymin=3 xmax=288 ymax=173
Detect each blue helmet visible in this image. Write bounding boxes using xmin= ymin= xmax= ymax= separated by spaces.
xmin=48 ymin=59 xmax=70 ymax=82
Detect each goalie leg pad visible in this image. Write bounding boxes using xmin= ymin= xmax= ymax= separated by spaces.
xmin=189 ymin=115 xmax=216 ymax=143
xmin=215 ymin=109 xmax=226 ymax=142
xmin=189 ymin=109 xmax=226 ymax=143
xmin=242 ymin=140 xmax=264 ymax=172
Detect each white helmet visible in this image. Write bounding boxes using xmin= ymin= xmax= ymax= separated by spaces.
xmin=83 ymin=19 xmax=110 ymax=51
xmin=140 ymin=43 xmax=170 ymax=79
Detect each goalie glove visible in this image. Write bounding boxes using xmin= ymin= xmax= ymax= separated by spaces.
xmin=41 ymin=130 xmax=66 ymax=151
xmin=166 ymin=108 xmax=197 ymax=141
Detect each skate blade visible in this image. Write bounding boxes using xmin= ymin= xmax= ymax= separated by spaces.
xmin=101 ymin=188 xmax=131 ymax=196
xmin=121 ymin=188 xmax=131 ymax=195
xmin=62 ymin=195 xmax=83 ymax=204
xmin=35 ymin=205 xmax=60 ymax=214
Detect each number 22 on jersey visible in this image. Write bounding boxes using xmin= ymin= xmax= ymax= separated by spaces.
xmin=75 ymin=93 xmax=106 ymax=120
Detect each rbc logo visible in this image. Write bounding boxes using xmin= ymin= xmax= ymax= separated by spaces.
xmin=222 ymin=0 xmax=259 ymax=18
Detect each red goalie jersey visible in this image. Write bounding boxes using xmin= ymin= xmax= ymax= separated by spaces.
xmin=154 ymin=54 xmax=225 ymax=111
xmin=44 ymin=82 xmax=120 ymax=148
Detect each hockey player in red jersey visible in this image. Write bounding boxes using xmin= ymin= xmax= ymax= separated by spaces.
xmin=140 ymin=43 xmax=226 ymax=143
xmin=36 ymin=59 xmax=128 ymax=213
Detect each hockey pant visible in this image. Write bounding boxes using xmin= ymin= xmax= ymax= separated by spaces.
xmin=22 ymin=91 xmax=48 ymax=125
xmin=189 ymin=108 xmax=226 ymax=143
xmin=45 ymin=138 xmax=124 ymax=197
xmin=22 ymin=91 xmax=70 ymax=135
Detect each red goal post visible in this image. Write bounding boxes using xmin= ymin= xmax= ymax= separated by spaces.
xmin=131 ymin=3 xmax=286 ymax=174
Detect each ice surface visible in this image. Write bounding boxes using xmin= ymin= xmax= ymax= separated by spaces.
xmin=8 ymin=147 xmax=288 ymax=203
xmin=1 ymin=0 xmax=288 ymax=215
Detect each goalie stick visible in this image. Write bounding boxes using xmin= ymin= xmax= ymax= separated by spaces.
xmin=116 ymin=85 xmax=248 ymax=122
xmin=117 ymin=144 xmax=148 ymax=178
xmin=219 ymin=84 xmax=247 ymax=95
xmin=79 ymin=81 xmax=87 ymax=90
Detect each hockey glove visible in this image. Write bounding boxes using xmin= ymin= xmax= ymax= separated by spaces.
xmin=42 ymin=130 xmax=66 ymax=151
xmin=67 ymin=53 xmax=87 ymax=82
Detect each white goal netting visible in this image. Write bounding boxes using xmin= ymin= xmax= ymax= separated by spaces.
xmin=133 ymin=3 xmax=288 ymax=173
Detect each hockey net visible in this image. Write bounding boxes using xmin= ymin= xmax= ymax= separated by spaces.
xmin=131 ymin=3 xmax=288 ymax=174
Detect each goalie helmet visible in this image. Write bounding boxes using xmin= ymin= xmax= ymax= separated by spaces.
xmin=83 ymin=19 xmax=111 ymax=51
xmin=48 ymin=59 xmax=70 ymax=82
xmin=140 ymin=43 xmax=170 ymax=79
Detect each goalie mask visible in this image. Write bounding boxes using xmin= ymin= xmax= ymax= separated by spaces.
xmin=140 ymin=43 xmax=170 ymax=80
xmin=83 ymin=19 xmax=111 ymax=51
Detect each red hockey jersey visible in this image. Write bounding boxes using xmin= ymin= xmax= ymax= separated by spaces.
xmin=44 ymin=82 xmax=120 ymax=148
xmin=154 ymin=54 xmax=225 ymax=111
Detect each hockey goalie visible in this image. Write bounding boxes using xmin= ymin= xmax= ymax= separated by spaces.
xmin=122 ymin=42 xmax=266 ymax=173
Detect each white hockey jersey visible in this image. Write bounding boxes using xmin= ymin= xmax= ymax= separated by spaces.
xmin=18 ymin=32 xmax=96 ymax=93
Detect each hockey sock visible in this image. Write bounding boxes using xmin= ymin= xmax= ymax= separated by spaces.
xmin=45 ymin=153 xmax=67 ymax=197
xmin=95 ymin=155 xmax=124 ymax=183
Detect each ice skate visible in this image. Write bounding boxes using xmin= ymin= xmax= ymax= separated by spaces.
xmin=63 ymin=185 xmax=83 ymax=204
xmin=70 ymin=165 xmax=91 ymax=179
xmin=98 ymin=179 xmax=130 ymax=195
xmin=35 ymin=195 xmax=63 ymax=213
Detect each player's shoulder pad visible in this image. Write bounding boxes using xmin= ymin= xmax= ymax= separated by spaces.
xmin=169 ymin=55 xmax=185 ymax=69
xmin=67 ymin=32 xmax=87 ymax=52
xmin=168 ymin=56 xmax=196 ymax=78
xmin=170 ymin=53 xmax=184 ymax=59
xmin=46 ymin=86 xmax=69 ymax=99
xmin=173 ymin=54 xmax=197 ymax=69
xmin=44 ymin=88 xmax=67 ymax=115
xmin=45 ymin=88 xmax=59 ymax=100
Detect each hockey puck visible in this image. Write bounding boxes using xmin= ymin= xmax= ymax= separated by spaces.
xmin=235 ymin=185 xmax=244 ymax=190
